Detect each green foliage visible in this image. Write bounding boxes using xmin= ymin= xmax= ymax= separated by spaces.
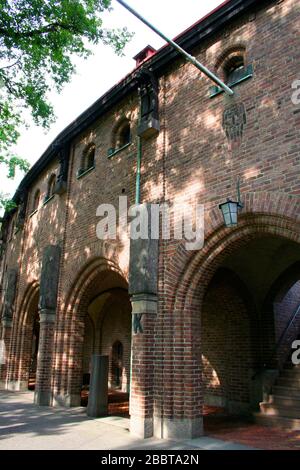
xmin=0 ymin=0 xmax=132 ymax=211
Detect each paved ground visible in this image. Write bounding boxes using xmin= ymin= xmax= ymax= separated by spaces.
xmin=0 ymin=391 xmax=253 ymax=450
xmin=204 ymin=415 xmax=300 ymax=451
xmin=1 ymin=391 xmax=299 ymax=450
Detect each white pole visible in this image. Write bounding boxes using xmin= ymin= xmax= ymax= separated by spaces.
xmin=116 ymin=0 xmax=234 ymax=96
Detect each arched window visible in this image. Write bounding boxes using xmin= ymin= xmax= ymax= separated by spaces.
xmin=117 ymin=120 xmax=131 ymax=148
xmin=223 ymin=54 xmax=245 ymax=85
xmin=112 ymin=340 xmax=123 ymax=388
xmin=85 ymin=145 xmax=95 ymax=170
xmin=109 ymin=119 xmax=131 ymax=156
xmin=78 ymin=143 xmax=95 ymax=176
xmin=32 ymin=189 xmax=40 ymax=213
xmin=211 ymin=46 xmax=252 ymax=98
xmin=45 ymin=174 xmax=56 ymax=201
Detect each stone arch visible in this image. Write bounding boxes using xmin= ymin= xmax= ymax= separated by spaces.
xmin=53 ymin=257 xmax=128 ymax=406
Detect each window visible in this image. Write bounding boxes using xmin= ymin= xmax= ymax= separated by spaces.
xmin=32 ymin=189 xmax=40 ymax=213
xmin=223 ymin=54 xmax=245 ymax=85
xmin=77 ymin=143 xmax=95 ymax=177
xmin=210 ymin=47 xmax=253 ymax=98
xmin=112 ymin=340 xmax=123 ymax=388
xmin=108 ymin=119 xmax=131 ymax=156
xmin=117 ymin=121 xmax=131 ymax=148
xmin=45 ymin=174 xmax=56 ymax=202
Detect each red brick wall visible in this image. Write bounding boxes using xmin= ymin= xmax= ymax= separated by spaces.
xmin=1 ymin=0 xmax=300 ymax=437
xmin=202 ymin=270 xmax=253 ymax=410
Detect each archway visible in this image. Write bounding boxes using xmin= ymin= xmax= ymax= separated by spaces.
xmin=14 ymin=283 xmax=40 ymax=391
xmin=81 ymin=287 xmax=131 ymax=416
xmin=162 ymin=213 xmax=300 ymax=438
xmin=56 ymin=259 xmax=131 ymax=418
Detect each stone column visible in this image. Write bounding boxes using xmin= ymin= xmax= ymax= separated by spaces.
xmin=128 ymin=203 xmax=158 ymax=438
xmin=87 ymin=355 xmax=108 ymax=417
xmin=0 ymin=269 xmax=17 ymax=389
xmin=34 ymin=245 xmax=61 ymax=406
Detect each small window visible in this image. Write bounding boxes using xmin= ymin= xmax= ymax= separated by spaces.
xmin=78 ymin=143 xmax=95 ymax=177
xmin=117 ymin=121 xmax=131 ymax=148
xmin=112 ymin=340 xmax=123 ymax=389
xmin=109 ymin=119 xmax=131 ymax=156
xmin=85 ymin=146 xmax=95 ymax=170
xmin=32 ymin=189 xmax=40 ymax=213
xmin=45 ymin=174 xmax=56 ymax=202
xmin=224 ymin=55 xmax=245 ymax=85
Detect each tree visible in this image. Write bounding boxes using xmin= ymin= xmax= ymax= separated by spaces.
xmin=0 ymin=0 xmax=132 ymax=211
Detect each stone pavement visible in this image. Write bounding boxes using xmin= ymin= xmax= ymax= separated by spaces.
xmin=0 ymin=391 xmax=253 ymax=450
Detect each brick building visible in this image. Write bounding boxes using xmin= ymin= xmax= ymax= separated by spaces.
xmin=1 ymin=0 xmax=300 ymax=440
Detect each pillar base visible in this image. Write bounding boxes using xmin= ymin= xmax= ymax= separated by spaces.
xmin=154 ymin=416 xmax=203 ymax=440
xmin=0 ymin=379 xmax=6 ymax=390
xmin=34 ymin=390 xmax=52 ymax=406
xmin=52 ymin=393 xmax=81 ymax=407
xmin=130 ymin=415 xmax=153 ymax=438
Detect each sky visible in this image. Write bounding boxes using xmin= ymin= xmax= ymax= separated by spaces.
xmin=1 ymin=0 xmax=224 ymax=206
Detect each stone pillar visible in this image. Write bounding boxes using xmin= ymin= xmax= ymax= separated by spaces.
xmin=0 ymin=269 xmax=17 ymax=389
xmin=87 ymin=355 xmax=108 ymax=417
xmin=34 ymin=245 xmax=60 ymax=406
xmin=128 ymin=203 xmax=158 ymax=438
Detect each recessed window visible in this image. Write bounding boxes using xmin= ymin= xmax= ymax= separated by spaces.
xmin=84 ymin=144 xmax=95 ymax=170
xmin=32 ymin=189 xmax=40 ymax=213
xmin=210 ymin=47 xmax=253 ymax=98
xmin=117 ymin=121 xmax=131 ymax=148
xmin=45 ymin=174 xmax=56 ymax=202
xmin=77 ymin=143 xmax=96 ymax=178
xmin=224 ymin=55 xmax=245 ymax=85
xmin=112 ymin=340 xmax=123 ymax=389
xmin=108 ymin=119 xmax=131 ymax=157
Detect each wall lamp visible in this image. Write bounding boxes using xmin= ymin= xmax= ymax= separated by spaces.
xmin=219 ymin=179 xmax=243 ymax=228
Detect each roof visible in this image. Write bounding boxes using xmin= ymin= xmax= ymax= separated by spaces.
xmin=6 ymin=0 xmax=274 ymax=216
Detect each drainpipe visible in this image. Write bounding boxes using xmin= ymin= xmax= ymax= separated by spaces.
xmin=116 ymin=0 xmax=234 ymax=96
xmin=135 ymin=135 xmax=142 ymax=205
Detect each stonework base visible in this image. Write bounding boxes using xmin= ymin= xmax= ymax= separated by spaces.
xmin=154 ymin=416 xmax=203 ymax=440
xmin=34 ymin=390 xmax=52 ymax=406
xmin=0 ymin=380 xmax=6 ymax=390
xmin=130 ymin=416 xmax=153 ymax=439
xmin=52 ymin=393 xmax=81 ymax=407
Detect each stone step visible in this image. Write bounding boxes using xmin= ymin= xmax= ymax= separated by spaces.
xmin=254 ymin=412 xmax=300 ymax=430
xmin=260 ymin=402 xmax=300 ymax=419
xmin=269 ymin=394 xmax=300 ymax=408
xmin=273 ymin=385 xmax=300 ymax=398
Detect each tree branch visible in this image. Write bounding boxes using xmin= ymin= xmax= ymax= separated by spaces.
xmin=0 ymin=22 xmax=80 ymax=39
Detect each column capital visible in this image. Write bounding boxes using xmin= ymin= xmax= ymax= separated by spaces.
xmin=131 ymin=293 xmax=157 ymax=314
xmin=39 ymin=309 xmax=56 ymax=323
xmin=1 ymin=318 xmax=13 ymax=328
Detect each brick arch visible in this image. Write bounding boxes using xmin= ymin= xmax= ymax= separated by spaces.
xmin=53 ymin=256 xmax=128 ymax=405
xmin=167 ymin=193 xmax=300 ymax=313
xmin=214 ymin=43 xmax=247 ymax=80
xmin=8 ymin=281 xmax=39 ymax=387
xmin=162 ymin=200 xmax=300 ymax=424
